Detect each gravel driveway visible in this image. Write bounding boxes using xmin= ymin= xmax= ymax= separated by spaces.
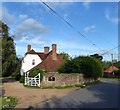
xmin=3 ymin=81 xmax=74 ymax=108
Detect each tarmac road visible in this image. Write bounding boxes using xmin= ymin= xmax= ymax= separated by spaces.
xmin=36 ymin=78 xmax=119 ymax=108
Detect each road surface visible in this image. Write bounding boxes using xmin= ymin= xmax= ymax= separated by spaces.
xmin=36 ymin=79 xmax=119 ymax=108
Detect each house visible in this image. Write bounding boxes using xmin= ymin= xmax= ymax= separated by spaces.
xmin=20 ymin=44 xmax=64 ymax=76
xmin=104 ymin=66 xmax=119 ymax=77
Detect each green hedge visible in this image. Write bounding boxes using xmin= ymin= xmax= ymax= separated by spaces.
xmin=58 ymin=56 xmax=103 ymax=78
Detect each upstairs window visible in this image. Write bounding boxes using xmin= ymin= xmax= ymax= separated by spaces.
xmin=32 ymin=59 xmax=35 ymax=65
xmin=48 ymin=76 xmax=55 ymax=81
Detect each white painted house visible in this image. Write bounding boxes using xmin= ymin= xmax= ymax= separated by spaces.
xmin=20 ymin=54 xmax=42 ymax=75
xmin=20 ymin=44 xmax=64 ymax=76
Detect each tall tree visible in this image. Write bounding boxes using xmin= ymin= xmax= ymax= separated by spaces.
xmin=90 ymin=53 xmax=103 ymax=61
xmin=1 ymin=21 xmax=21 ymax=77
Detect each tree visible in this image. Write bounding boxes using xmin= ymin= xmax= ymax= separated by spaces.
xmin=114 ymin=61 xmax=120 ymax=69
xmin=102 ymin=61 xmax=112 ymax=70
xmin=1 ymin=21 xmax=21 ymax=77
xmin=59 ymin=52 xmax=71 ymax=62
xmin=58 ymin=58 xmax=81 ymax=73
xmin=90 ymin=53 xmax=103 ymax=61
xmin=0 ymin=21 xmax=9 ymax=37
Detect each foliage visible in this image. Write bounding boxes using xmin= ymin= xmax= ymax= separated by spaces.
xmin=1 ymin=21 xmax=21 ymax=77
xmin=90 ymin=53 xmax=103 ymax=61
xmin=58 ymin=57 xmax=81 ymax=73
xmin=80 ymin=56 xmax=103 ymax=78
xmin=29 ymin=68 xmax=44 ymax=82
xmin=114 ymin=70 xmax=120 ymax=76
xmin=15 ymin=73 xmax=21 ymax=81
xmin=58 ymin=56 xmax=103 ymax=78
xmin=11 ymin=57 xmax=22 ymax=77
xmin=0 ymin=21 xmax=9 ymax=37
xmin=59 ymin=52 xmax=71 ymax=62
xmin=114 ymin=61 xmax=120 ymax=69
xmin=102 ymin=61 xmax=112 ymax=70
xmin=1 ymin=96 xmax=18 ymax=109
xmin=19 ymin=76 xmax=25 ymax=83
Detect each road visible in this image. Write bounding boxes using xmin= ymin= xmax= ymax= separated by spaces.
xmin=35 ymin=79 xmax=119 ymax=108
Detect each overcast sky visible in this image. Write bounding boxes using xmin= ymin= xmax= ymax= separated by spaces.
xmin=1 ymin=1 xmax=119 ymax=61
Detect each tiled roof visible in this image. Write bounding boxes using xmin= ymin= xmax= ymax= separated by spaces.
xmin=25 ymin=49 xmax=51 ymax=61
xmin=25 ymin=49 xmax=64 ymax=72
xmin=35 ymin=53 xmax=63 ymax=72
xmin=104 ymin=66 xmax=118 ymax=73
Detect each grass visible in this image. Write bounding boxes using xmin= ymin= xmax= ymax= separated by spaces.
xmin=24 ymin=80 xmax=101 ymax=89
xmin=102 ymin=77 xmax=120 ymax=81
xmin=0 ymin=96 xmax=18 ymax=109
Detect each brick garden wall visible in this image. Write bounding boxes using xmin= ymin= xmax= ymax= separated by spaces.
xmin=41 ymin=72 xmax=94 ymax=86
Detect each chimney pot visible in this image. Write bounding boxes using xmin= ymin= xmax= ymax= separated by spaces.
xmin=44 ymin=47 xmax=49 ymax=54
xmin=27 ymin=44 xmax=31 ymax=52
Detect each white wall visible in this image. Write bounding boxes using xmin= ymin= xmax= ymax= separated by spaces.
xmin=20 ymin=54 xmax=42 ymax=75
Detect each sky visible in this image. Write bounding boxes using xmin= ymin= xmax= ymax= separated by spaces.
xmin=1 ymin=1 xmax=119 ymax=61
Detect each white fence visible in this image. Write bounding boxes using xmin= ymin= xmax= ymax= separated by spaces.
xmin=25 ymin=72 xmax=40 ymax=87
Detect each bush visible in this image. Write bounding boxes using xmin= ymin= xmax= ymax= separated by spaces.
xmin=15 ymin=73 xmax=21 ymax=81
xmin=80 ymin=56 xmax=103 ymax=78
xmin=19 ymin=76 xmax=25 ymax=83
xmin=29 ymin=68 xmax=44 ymax=82
xmin=114 ymin=70 xmax=120 ymax=76
xmin=58 ymin=56 xmax=103 ymax=79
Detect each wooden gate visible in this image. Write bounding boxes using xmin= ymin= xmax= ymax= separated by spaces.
xmin=25 ymin=72 xmax=40 ymax=87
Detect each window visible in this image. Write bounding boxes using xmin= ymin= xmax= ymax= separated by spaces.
xmin=48 ymin=76 xmax=55 ymax=81
xmin=32 ymin=59 xmax=35 ymax=65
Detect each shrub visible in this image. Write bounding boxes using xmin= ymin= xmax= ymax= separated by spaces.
xmin=29 ymin=68 xmax=44 ymax=82
xmin=19 ymin=76 xmax=25 ymax=83
xmin=58 ymin=56 xmax=103 ymax=79
xmin=15 ymin=73 xmax=21 ymax=81
xmin=114 ymin=70 xmax=120 ymax=76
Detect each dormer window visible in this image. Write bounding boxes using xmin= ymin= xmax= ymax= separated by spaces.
xmin=32 ymin=59 xmax=35 ymax=65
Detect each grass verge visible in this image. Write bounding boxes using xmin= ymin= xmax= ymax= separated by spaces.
xmin=102 ymin=77 xmax=120 ymax=81
xmin=24 ymin=80 xmax=101 ymax=89
xmin=0 ymin=96 xmax=18 ymax=109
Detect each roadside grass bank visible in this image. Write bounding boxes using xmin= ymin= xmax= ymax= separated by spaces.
xmin=24 ymin=80 xmax=101 ymax=89
xmin=0 ymin=96 xmax=18 ymax=109
xmin=102 ymin=77 xmax=120 ymax=81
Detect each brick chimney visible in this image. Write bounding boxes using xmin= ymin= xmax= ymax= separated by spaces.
xmin=27 ymin=44 xmax=31 ymax=52
xmin=52 ymin=44 xmax=57 ymax=60
xmin=44 ymin=46 xmax=49 ymax=54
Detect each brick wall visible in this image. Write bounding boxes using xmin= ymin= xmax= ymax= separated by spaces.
xmin=41 ymin=72 xmax=85 ymax=86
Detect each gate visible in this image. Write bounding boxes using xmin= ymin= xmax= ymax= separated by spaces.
xmin=24 ymin=72 xmax=40 ymax=87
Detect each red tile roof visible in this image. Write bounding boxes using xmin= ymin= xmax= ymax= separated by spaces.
xmin=35 ymin=53 xmax=63 ymax=72
xmin=104 ymin=66 xmax=118 ymax=73
xmin=25 ymin=49 xmax=51 ymax=61
xmin=25 ymin=49 xmax=64 ymax=72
